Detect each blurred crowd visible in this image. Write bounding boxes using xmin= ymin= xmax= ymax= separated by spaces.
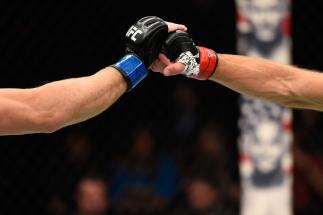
xmin=46 ymin=81 xmax=240 ymax=215
xmin=44 ymin=82 xmax=323 ymax=215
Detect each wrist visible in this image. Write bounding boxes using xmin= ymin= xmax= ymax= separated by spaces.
xmin=105 ymin=67 xmax=128 ymax=92
xmin=111 ymin=54 xmax=148 ymax=91
xmin=195 ymin=46 xmax=218 ymax=80
xmin=209 ymin=53 xmax=223 ymax=81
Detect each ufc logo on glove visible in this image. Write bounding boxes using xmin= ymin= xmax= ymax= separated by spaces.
xmin=126 ymin=26 xmax=143 ymax=42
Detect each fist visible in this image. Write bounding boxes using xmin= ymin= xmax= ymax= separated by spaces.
xmin=125 ymin=16 xmax=168 ymax=67
xmin=152 ymin=31 xmax=218 ymax=80
xmin=112 ymin=18 xmax=187 ymax=91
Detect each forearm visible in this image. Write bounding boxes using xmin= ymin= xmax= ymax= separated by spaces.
xmin=210 ymin=54 xmax=323 ymax=111
xmin=44 ymin=67 xmax=127 ymax=127
xmin=0 ymin=67 xmax=127 ymax=135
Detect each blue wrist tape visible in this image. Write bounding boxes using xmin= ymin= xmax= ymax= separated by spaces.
xmin=112 ymin=55 xmax=148 ymax=91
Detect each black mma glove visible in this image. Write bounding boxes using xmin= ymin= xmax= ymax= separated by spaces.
xmin=112 ymin=16 xmax=168 ymax=90
xmin=161 ymin=30 xmax=218 ymax=80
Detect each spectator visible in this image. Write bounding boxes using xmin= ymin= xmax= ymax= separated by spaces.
xmin=293 ymin=110 xmax=323 ymax=215
xmin=109 ymin=127 xmax=178 ymax=214
xmin=170 ymin=81 xmax=204 ymax=176
xmin=48 ymin=132 xmax=98 ymax=215
xmin=171 ymin=177 xmax=235 ymax=215
xmin=188 ymin=123 xmax=229 ymax=178
xmin=73 ymin=174 xmax=111 ymax=215
xmin=293 ymin=146 xmax=323 ymax=215
xmin=186 ymin=123 xmax=240 ymax=206
xmin=172 ymin=81 xmax=201 ymax=145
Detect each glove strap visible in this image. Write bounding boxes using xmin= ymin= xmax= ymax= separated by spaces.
xmin=111 ymin=55 xmax=148 ymax=91
xmin=194 ymin=46 xmax=218 ymax=80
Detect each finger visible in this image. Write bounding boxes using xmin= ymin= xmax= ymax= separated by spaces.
xmin=149 ymin=60 xmax=159 ymax=71
xmin=163 ymin=62 xmax=186 ymax=76
xmin=166 ymin=21 xmax=188 ymax=33
xmin=158 ymin=53 xmax=171 ymax=66
xmin=150 ymin=62 xmax=157 ymax=72
xmin=150 ymin=58 xmax=166 ymax=73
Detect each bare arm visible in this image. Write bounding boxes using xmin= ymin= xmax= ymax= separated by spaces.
xmin=151 ymin=29 xmax=323 ymax=112
xmin=0 ymin=67 xmax=127 ymax=135
xmin=210 ymin=54 xmax=323 ymax=111
xmin=0 ymin=20 xmax=187 ymax=136
xmin=153 ymin=53 xmax=323 ymax=111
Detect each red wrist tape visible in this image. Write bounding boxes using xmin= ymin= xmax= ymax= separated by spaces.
xmin=194 ymin=46 xmax=218 ymax=80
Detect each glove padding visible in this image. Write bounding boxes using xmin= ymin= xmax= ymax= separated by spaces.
xmin=112 ymin=16 xmax=168 ymax=91
xmin=160 ymin=30 xmax=198 ymax=61
xmin=125 ymin=16 xmax=168 ymax=67
xmin=161 ymin=30 xmax=218 ymax=80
